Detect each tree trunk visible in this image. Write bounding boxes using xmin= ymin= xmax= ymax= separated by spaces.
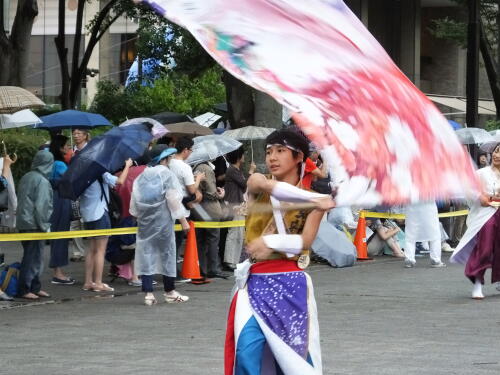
xmin=0 ymin=0 xmax=38 ymax=86
xmin=55 ymin=0 xmax=70 ymax=108
xmin=479 ymin=21 xmax=500 ymax=120
xmin=254 ymin=91 xmax=282 ymax=129
xmin=222 ymin=70 xmax=254 ymax=129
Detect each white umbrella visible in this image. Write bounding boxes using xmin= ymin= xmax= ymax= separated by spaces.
xmin=224 ymin=125 xmax=275 ymax=161
xmin=455 ymin=128 xmax=494 ymax=144
xmin=186 ymin=135 xmax=242 ymax=165
xmin=0 ymin=109 xmax=42 ymax=129
xmin=194 ymin=112 xmax=221 ymax=127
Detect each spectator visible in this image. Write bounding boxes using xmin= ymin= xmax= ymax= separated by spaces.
xmin=48 ymin=135 xmax=75 ymax=285
xmin=0 ymin=153 xmax=15 ymax=301
xmin=302 ymin=148 xmax=327 ymax=190
xmin=16 ymin=151 xmax=54 ymax=300
xmin=69 ymin=128 xmax=90 ymax=262
xmin=366 ymin=218 xmax=405 ymax=258
xmin=80 ymin=159 xmax=133 ymax=292
xmin=478 ymin=152 xmax=489 ymax=169
xmin=223 ymin=146 xmax=255 ymax=270
xmin=193 ymin=157 xmax=228 ymax=280
xmin=130 ymin=148 xmax=190 ymax=305
xmin=169 ymin=137 xmax=205 ymax=279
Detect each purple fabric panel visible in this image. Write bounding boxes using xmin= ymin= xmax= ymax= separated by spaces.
xmin=465 ymin=209 xmax=500 ymax=284
xmin=247 ymin=271 xmax=309 ymax=358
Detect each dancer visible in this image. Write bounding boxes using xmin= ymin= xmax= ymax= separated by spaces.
xmin=225 ymin=129 xmax=334 ymax=375
xmin=451 ymin=143 xmax=500 ymax=299
xmin=403 ymin=201 xmax=446 ymax=268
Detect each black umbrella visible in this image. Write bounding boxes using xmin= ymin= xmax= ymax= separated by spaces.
xmin=58 ymin=123 xmax=153 ymax=200
xmin=150 ymin=111 xmax=192 ymax=125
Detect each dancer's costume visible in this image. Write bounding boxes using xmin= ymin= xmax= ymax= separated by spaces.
xmin=451 ymin=166 xmax=500 ymax=284
xmin=224 ymin=181 xmax=323 ymax=375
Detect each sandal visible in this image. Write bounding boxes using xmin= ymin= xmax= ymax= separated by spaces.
xmin=82 ymin=283 xmax=95 ymax=291
xmin=144 ymin=294 xmax=157 ymax=306
xmin=36 ymin=291 xmax=51 ymax=298
xmin=92 ymin=283 xmax=114 ymax=292
xmin=21 ymin=292 xmax=39 ymax=300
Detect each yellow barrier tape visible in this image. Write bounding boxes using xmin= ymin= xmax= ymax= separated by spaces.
xmin=0 ymin=209 xmax=468 ymax=242
xmin=362 ymin=209 xmax=469 ymax=220
xmin=0 ymin=220 xmax=247 ymax=242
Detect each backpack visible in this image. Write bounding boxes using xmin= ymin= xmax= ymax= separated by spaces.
xmin=98 ymin=178 xmax=123 ymax=228
xmin=0 ymin=262 xmax=21 ymax=297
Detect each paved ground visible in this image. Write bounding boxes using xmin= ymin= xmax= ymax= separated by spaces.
xmin=1 ymin=241 xmax=500 ymax=375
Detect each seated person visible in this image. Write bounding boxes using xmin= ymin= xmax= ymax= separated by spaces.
xmin=366 ymin=218 xmax=405 ymax=258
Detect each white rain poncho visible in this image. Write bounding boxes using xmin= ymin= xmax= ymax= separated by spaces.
xmin=130 ymin=165 xmax=186 ymax=277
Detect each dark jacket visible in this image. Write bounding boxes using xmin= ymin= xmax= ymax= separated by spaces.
xmin=224 ymin=165 xmax=246 ymax=204
xmin=16 ymin=151 xmax=54 ymax=232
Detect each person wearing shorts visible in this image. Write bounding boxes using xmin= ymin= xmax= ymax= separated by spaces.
xmin=80 ymin=160 xmax=133 ymax=292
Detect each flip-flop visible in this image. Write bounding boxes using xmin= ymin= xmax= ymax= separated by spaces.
xmin=20 ymin=293 xmax=40 ymax=300
xmin=82 ymin=283 xmax=96 ymax=291
xmin=36 ymin=291 xmax=51 ymax=298
xmin=92 ymin=283 xmax=114 ymax=292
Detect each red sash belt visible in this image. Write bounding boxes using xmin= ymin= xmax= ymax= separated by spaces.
xmin=250 ymin=259 xmax=301 ymax=274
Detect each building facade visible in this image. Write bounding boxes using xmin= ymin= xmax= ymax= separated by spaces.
xmin=4 ymin=0 xmax=494 ymax=114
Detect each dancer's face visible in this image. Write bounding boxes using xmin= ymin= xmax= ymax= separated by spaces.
xmin=265 ymin=144 xmax=302 ymax=181
xmin=492 ymin=146 xmax=500 ymax=168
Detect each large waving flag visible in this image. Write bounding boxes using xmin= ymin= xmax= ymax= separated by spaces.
xmin=139 ymin=0 xmax=480 ymax=206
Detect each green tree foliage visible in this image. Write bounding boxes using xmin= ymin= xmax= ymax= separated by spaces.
xmin=89 ymin=68 xmax=226 ymax=124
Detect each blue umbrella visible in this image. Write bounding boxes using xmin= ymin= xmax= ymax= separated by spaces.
xmin=448 ymin=120 xmax=462 ymax=130
xmin=33 ymin=110 xmax=112 ymax=131
xmin=58 ymin=123 xmax=153 ymax=200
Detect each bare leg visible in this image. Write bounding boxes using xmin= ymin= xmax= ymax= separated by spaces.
xmin=84 ymin=239 xmax=96 ymax=288
xmin=92 ymin=237 xmax=108 ymax=287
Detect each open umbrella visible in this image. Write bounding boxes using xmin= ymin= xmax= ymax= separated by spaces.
xmin=186 ymin=135 xmax=242 ymax=165
xmin=165 ymin=122 xmax=213 ymax=137
xmin=58 ymin=123 xmax=153 ymax=200
xmin=120 ymin=117 xmax=168 ymax=139
xmin=224 ymin=125 xmax=275 ymax=161
xmin=33 ymin=110 xmax=111 ymax=131
xmin=0 ymin=86 xmax=45 ymax=114
xmin=455 ymin=128 xmax=494 ymax=145
xmin=150 ymin=111 xmax=192 ymax=125
xmin=490 ymin=129 xmax=500 ymax=141
xmin=194 ymin=112 xmax=222 ymax=127
xmin=0 ymin=109 xmax=42 ymax=129
xmin=480 ymin=141 xmax=500 ymax=154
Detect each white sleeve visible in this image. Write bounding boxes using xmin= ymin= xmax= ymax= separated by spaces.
xmin=166 ymin=188 xmax=187 ymax=220
xmin=183 ymin=164 xmax=195 ymax=186
xmin=262 ymin=234 xmax=303 ymax=255
xmin=271 ymin=181 xmax=327 ymax=202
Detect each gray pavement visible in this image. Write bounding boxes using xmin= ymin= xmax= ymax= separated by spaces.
xmin=1 ymin=241 xmax=500 ymax=375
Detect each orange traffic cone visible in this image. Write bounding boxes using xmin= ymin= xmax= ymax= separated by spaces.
xmin=181 ymin=221 xmax=206 ymax=283
xmin=353 ymin=212 xmax=373 ymax=261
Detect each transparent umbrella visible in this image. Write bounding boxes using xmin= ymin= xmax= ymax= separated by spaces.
xmin=224 ymin=126 xmax=275 ymax=161
xmin=185 ymin=135 xmax=242 ymax=165
xmin=490 ymin=129 xmax=500 ymax=141
xmin=455 ymin=128 xmax=494 ymax=144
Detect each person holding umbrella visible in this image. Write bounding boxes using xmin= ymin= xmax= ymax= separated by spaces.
xmin=81 ymin=159 xmax=133 ymax=292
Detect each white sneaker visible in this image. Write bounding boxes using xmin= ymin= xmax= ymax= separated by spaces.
xmin=164 ymin=291 xmax=189 ymax=303
xmin=441 ymin=242 xmax=454 ymax=253
xmin=144 ymin=294 xmax=157 ymax=306
xmin=430 ymin=260 xmax=446 ymax=268
xmin=404 ymin=259 xmax=416 ymax=268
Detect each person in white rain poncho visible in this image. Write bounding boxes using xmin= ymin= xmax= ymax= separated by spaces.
xmin=130 ymin=147 xmax=190 ymax=306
